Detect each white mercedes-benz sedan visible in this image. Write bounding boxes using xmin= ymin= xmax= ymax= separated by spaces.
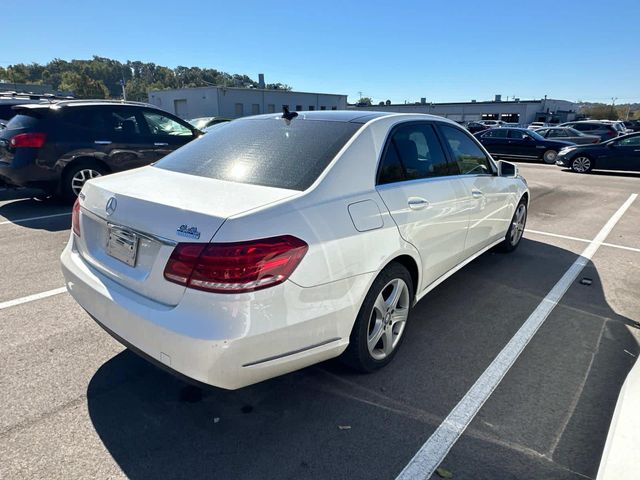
xmin=61 ymin=111 xmax=529 ymax=390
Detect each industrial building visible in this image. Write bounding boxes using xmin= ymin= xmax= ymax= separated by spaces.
xmin=148 ymin=77 xmax=347 ymax=120
xmin=352 ymin=95 xmax=579 ymax=125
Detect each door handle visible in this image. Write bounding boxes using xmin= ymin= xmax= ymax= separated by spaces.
xmin=94 ymin=140 xmax=112 ymax=145
xmin=471 ymin=189 xmax=484 ymax=198
xmin=408 ymin=197 xmax=429 ymax=210
xmin=154 ymin=142 xmax=169 ymax=146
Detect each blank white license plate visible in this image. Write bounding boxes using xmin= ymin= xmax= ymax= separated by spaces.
xmin=106 ymin=226 xmax=139 ymax=267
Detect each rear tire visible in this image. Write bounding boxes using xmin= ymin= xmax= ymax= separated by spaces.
xmin=542 ymin=149 xmax=558 ymax=164
xmin=341 ymin=263 xmax=414 ymax=373
xmin=570 ymin=156 xmax=593 ymax=173
xmin=59 ymin=162 xmax=106 ymax=202
xmin=498 ymin=199 xmax=527 ymax=253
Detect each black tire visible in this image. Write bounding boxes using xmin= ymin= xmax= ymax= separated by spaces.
xmin=498 ymin=198 xmax=528 ymax=253
xmin=59 ymin=162 xmax=107 ymax=202
xmin=542 ymin=149 xmax=558 ymax=164
xmin=341 ymin=263 xmax=414 ymax=372
xmin=570 ymin=155 xmax=593 ymax=173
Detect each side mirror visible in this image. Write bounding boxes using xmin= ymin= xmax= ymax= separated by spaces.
xmin=607 ymin=142 xmax=616 ymax=148
xmin=498 ymin=160 xmax=518 ymax=178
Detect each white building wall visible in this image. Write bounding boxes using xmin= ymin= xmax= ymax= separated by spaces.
xmin=149 ymin=87 xmax=347 ymax=120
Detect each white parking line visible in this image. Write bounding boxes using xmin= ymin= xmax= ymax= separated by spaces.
xmin=526 ymin=229 xmax=640 ymax=254
xmin=0 ymin=212 xmax=71 ymax=226
xmin=0 ymin=287 xmax=67 ymax=310
xmin=396 ymin=193 xmax=637 ymax=480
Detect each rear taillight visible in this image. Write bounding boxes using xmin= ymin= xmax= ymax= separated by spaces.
xmin=72 ymin=199 xmax=81 ymax=236
xmin=9 ymin=132 xmax=47 ymax=148
xmin=164 ymin=235 xmax=308 ymax=294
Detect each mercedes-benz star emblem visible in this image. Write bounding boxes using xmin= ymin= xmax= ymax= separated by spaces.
xmin=105 ymin=197 xmax=117 ymax=216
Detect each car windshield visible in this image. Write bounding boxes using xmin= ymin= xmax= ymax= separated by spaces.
xmin=189 ymin=117 xmax=215 ymax=130
xmin=528 ymin=130 xmax=545 ymax=140
xmin=155 ymin=117 xmax=361 ymax=191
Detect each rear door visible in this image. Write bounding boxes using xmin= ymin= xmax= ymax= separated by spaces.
xmin=437 ymin=124 xmax=515 ymax=253
xmin=375 ymin=121 xmax=470 ymax=290
xmin=140 ymin=109 xmax=197 ymax=160
xmin=477 ymin=128 xmax=509 ymax=155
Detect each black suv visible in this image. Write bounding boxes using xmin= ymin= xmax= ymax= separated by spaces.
xmin=474 ymin=127 xmax=574 ymax=164
xmin=0 ymin=100 xmax=199 ymax=199
xmin=559 ymin=121 xmax=619 ymax=142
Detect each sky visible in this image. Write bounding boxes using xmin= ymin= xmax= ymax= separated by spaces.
xmin=3 ymin=0 xmax=639 ymax=104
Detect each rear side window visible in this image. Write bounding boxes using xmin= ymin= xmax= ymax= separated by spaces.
xmin=378 ymin=123 xmax=450 ymax=185
xmin=155 ymin=118 xmax=360 ymax=191
xmin=482 ymin=129 xmax=508 ymax=138
xmin=507 ymin=130 xmax=530 ymax=140
xmin=439 ymin=125 xmax=493 ymax=175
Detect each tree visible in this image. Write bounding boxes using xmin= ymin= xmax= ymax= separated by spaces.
xmin=581 ymin=104 xmax=619 ymax=120
xmin=356 ymin=97 xmax=373 ymax=106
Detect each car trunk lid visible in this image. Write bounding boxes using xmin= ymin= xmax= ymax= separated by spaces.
xmin=76 ymin=166 xmax=298 ymax=306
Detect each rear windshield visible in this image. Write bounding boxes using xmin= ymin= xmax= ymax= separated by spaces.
xmin=155 ymin=117 xmax=361 ymax=191
xmin=3 ymin=112 xmax=42 ymax=131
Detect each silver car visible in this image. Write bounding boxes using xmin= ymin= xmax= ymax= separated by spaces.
xmin=535 ymin=127 xmax=600 ymax=145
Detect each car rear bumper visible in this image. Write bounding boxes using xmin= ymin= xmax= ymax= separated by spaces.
xmin=60 ymin=236 xmax=371 ymax=389
xmin=0 ymin=160 xmax=57 ymax=191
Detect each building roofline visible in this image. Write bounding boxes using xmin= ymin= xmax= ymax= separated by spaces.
xmin=148 ymin=85 xmax=346 ymax=97
xmin=354 ymin=98 xmax=573 ymax=107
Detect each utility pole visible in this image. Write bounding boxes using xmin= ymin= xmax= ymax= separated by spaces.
xmin=120 ymin=78 xmax=126 ymax=101
xmin=611 ymin=97 xmax=617 ymax=119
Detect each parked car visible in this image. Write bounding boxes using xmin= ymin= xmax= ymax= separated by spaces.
xmin=465 ymin=121 xmax=490 ymax=134
xmin=535 ymin=127 xmax=600 ymax=144
xmin=479 ymin=119 xmax=505 ymax=128
xmin=622 ymin=120 xmax=640 ymax=132
xmin=474 ymin=127 xmax=574 ymax=163
xmin=527 ymin=122 xmax=548 ymax=130
xmin=560 ymin=121 xmax=619 ymax=142
xmin=0 ymin=100 xmax=200 ymax=200
xmin=556 ymin=132 xmax=640 ymax=173
xmin=60 ymin=111 xmax=529 ymax=389
xmin=188 ymin=116 xmax=230 ymax=130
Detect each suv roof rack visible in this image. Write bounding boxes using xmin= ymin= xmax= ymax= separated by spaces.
xmin=50 ymin=98 xmax=156 ymax=108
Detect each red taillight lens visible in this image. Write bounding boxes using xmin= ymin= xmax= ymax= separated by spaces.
xmin=72 ymin=199 xmax=81 ymax=236
xmin=164 ymin=235 xmax=308 ymax=293
xmin=9 ymin=132 xmax=47 ymax=148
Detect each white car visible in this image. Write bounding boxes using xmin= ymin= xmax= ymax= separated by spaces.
xmin=480 ymin=119 xmax=505 ymax=128
xmin=61 ymin=111 xmax=529 ymax=389
xmin=527 ymin=122 xmax=548 ymax=130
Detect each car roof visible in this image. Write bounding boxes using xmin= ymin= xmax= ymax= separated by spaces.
xmin=241 ymin=110 xmax=397 ymax=124
xmin=11 ymin=99 xmax=157 ymax=111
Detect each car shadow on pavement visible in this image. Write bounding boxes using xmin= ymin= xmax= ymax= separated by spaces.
xmin=0 ymin=190 xmax=71 ymax=232
xmin=557 ymin=168 xmax=640 ymax=179
xmin=85 ymin=239 xmax=639 ymax=480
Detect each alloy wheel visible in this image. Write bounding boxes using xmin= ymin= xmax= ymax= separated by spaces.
xmin=510 ymin=203 xmax=527 ymax=246
xmin=367 ymin=278 xmax=410 ymax=360
xmin=543 ymin=150 xmax=558 ymax=164
xmin=71 ymin=169 xmax=102 ymax=196
xmin=572 ymin=157 xmax=591 ymax=173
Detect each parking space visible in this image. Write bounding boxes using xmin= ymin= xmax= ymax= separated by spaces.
xmin=1 ymin=164 xmax=639 ymax=480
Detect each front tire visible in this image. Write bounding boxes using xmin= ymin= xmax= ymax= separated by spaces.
xmin=498 ymin=199 xmax=527 ymax=252
xmin=342 ymin=263 xmax=414 ymax=372
xmin=570 ymin=156 xmax=593 ymax=173
xmin=542 ymin=149 xmax=558 ymax=164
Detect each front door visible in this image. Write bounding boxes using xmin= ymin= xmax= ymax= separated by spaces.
xmin=437 ymin=124 xmax=515 ymax=253
xmin=375 ymin=122 xmax=470 ymax=292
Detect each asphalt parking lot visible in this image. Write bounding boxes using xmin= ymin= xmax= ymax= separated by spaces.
xmin=1 ymin=163 xmax=639 ymax=480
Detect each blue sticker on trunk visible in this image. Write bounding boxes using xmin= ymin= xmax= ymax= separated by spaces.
xmin=177 ymin=224 xmax=201 ymax=239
